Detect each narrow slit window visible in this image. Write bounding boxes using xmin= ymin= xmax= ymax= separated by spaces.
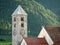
xmin=14 ymin=17 xmax=16 ymax=21
xmin=21 ymin=23 xmax=24 ymax=27
xmin=14 ymin=24 xmax=16 ymax=27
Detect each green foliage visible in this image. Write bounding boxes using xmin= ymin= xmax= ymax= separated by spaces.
xmin=0 ymin=41 xmax=12 ymax=45
xmin=0 ymin=0 xmax=60 ymax=38
xmin=0 ymin=19 xmax=11 ymax=30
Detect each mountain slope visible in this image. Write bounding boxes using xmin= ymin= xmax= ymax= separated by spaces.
xmin=0 ymin=0 xmax=60 ymax=37
xmin=36 ymin=0 xmax=60 ymax=16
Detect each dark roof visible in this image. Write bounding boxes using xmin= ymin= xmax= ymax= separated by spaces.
xmin=24 ymin=38 xmax=48 ymax=45
xmin=53 ymin=42 xmax=60 ymax=45
xmin=44 ymin=26 xmax=60 ymax=42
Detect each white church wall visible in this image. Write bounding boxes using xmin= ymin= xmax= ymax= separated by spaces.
xmin=45 ymin=30 xmax=54 ymax=45
xmin=21 ymin=39 xmax=27 ymax=45
xmin=12 ymin=15 xmax=18 ymax=45
xmin=38 ymin=26 xmax=54 ymax=45
xmin=38 ymin=27 xmax=46 ymax=38
xmin=12 ymin=5 xmax=27 ymax=45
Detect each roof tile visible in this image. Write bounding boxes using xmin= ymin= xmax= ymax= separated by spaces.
xmin=24 ymin=38 xmax=48 ymax=45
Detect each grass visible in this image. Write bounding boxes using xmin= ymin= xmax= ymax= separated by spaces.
xmin=0 ymin=41 xmax=12 ymax=45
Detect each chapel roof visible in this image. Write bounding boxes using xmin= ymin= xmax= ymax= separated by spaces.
xmin=44 ymin=26 xmax=60 ymax=42
xmin=24 ymin=38 xmax=48 ymax=45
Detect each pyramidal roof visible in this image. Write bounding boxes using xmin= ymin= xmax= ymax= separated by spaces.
xmin=12 ymin=5 xmax=27 ymax=16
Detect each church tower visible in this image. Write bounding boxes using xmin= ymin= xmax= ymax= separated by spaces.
xmin=12 ymin=5 xmax=27 ymax=45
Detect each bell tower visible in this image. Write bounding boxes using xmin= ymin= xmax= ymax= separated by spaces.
xmin=12 ymin=5 xmax=27 ymax=45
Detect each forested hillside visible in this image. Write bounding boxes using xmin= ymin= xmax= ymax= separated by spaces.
xmin=0 ymin=0 xmax=60 ymax=39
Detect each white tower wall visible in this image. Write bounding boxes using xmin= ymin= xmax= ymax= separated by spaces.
xmin=12 ymin=5 xmax=27 ymax=45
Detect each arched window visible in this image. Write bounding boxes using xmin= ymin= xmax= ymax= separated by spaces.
xmin=21 ymin=23 xmax=24 ymax=27
xmin=20 ymin=29 xmax=25 ymax=37
xmin=14 ymin=23 xmax=16 ymax=27
xmin=13 ymin=29 xmax=17 ymax=36
xmin=21 ymin=17 xmax=24 ymax=21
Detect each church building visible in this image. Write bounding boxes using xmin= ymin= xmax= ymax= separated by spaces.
xmin=38 ymin=26 xmax=60 ymax=45
xmin=12 ymin=5 xmax=60 ymax=45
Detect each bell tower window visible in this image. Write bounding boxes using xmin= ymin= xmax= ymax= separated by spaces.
xmin=21 ymin=17 xmax=24 ymax=21
xmin=14 ymin=17 xmax=16 ymax=21
xmin=14 ymin=24 xmax=16 ymax=27
xmin=21 ymin=23 xmax=24 ymax=27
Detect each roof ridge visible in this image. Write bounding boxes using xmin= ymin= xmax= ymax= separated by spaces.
xmin=12 ymin=5 xmax=27 ymax=16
